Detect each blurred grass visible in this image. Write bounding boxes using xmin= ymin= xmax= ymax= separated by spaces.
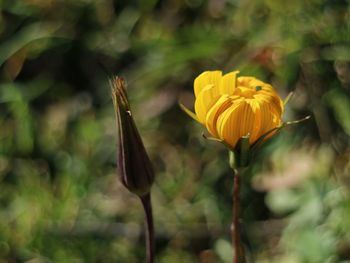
xmin=1 ymin=0 xmax=350 ymax=262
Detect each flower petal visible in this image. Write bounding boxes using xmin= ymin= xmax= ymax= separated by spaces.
xmin=257 ymin=100 xmax=282 ymax=141
xmin=195 ymin=84 xmax=221 ymax=124
xmin=216 ymin=100 xmax=244 ymax=147
xmin=257 ymin=90 xmax=284 ymax=115
xmin=219 ymin=71 xmax=239 ymax=95
xmin=194 ymin=71 xmax=222 ymax=97
xmin=246 ymin=99 xmax=262 ymax=143
xmin=238 ymin=101 xmax=255 ymax=144
xmin=205 ymin=95 xmax=232 ymax=136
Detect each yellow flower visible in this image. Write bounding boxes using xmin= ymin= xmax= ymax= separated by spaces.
xmin=183 ymin=70 xmax=284 ymax=149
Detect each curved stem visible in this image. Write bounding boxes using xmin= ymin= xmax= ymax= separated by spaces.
xmin=140 ymin=193 xmax=154 ymax=263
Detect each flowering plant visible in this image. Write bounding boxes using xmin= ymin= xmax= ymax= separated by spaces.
xmin=111 ymin=77 xmax=155 ymax=263
xmin=181 ymin=70 xmax=309 ymax=263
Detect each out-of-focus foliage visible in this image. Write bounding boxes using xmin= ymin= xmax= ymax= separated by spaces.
xmin=0 ymin=0 xmax=350 ymax=262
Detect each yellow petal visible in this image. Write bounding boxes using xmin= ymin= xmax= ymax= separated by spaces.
xmin=194 ymin=71 xmax=222 ymax=97
xmin=261 ymin=91 xmax=283 ymax=114
xmin=219 ymin=71 xmax=239 ymax=95
xmin=216 ymin=100 xmax=244 ymax=147
xmin=246 ymin=99 xmax=262 ymax=143
xmin=269 ymin=102 xmax=283 ymax=127
xmin=237 ymin=101 xmax=255 ymax=144
xmin=258 ymin=100 xmax=272 ymax=135
xmin=194 ymin=84 xmax=220 ymax=124
xmin=255 ymin=92 xmax=283 ymax=116
xmin=205 ymin=95 xmax=232 ymax=136
xmin=257 ymin=100 xmax=281 ymax=141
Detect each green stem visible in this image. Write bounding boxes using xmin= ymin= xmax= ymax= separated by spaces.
xmin=140 ymin=193 xmax=154 ymax=263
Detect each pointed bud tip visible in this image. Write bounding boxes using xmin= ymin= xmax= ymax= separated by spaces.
xmin=111 ymin=76 xmax=130 ymax=110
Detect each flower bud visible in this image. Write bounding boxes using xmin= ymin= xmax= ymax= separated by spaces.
xmin=111 ymin=77 xmax=154 ymax=197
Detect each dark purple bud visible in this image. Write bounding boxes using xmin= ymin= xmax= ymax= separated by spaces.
xmin=111 ymin=77 xmax=154 ymax=197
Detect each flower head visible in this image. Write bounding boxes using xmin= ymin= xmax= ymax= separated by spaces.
xmin=183 ymin=70 xmax=284 ymax=149
xmin=111 ymin=77 xmax=154 ymax=197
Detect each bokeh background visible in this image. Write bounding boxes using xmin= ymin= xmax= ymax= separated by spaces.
xmin=1 ymin=0 xmax=350 ymax=262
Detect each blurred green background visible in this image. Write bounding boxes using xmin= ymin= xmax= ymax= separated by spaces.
xmin=1 ymin=0 xmax=350 ymax=262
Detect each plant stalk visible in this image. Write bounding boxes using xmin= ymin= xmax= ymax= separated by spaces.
xmin=232 ymin=169 xmax=246 ymax=263
xmin=140 ymin=193 xmax=154 ymax=263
